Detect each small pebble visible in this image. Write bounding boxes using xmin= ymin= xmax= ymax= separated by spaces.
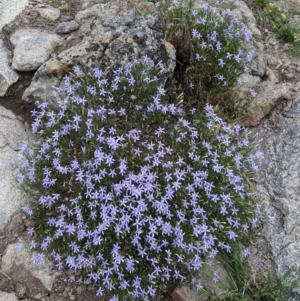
xmin=76 ymin=286 xmax=84 ymax=294
xmin=15 ymin=282 xmax=27 ymax=298
xmin=285 ymin=73 xmax=294 ymax=80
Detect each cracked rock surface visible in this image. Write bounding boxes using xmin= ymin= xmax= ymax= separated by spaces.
xmin=0 ymin=40 xmax=19 ymax=97
xmin=247 ymin=92 xmax=300 ymax=290
xmin=0 ymin=107 xmax=32 ymax=229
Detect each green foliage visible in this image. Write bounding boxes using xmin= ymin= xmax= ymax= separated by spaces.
xmin=278 ymin=21 xmax=300 ymax=43
xmin=248 ymin=0 xmax=300 ymax=57
xmin=201 ymin=243 xmax=300 ymax=301
xmin=60 ymin=4 xmax=69 ymax=11
xmin=155 ymin=0 xmax=253 ymax=117
xmin=251 ymin=0 xmax=269 ymax=10
xmin=16 ymin=57 xmax=264 ymax=300
xmin=33 ymin=16 xmax=53 ymax=28
xmin=51 ymin=41 xmax=62 ymax=53
xmin=248 ymin=0 xmax=287 ymax=32
xmin=288 ymin=40 xmax=300 ymax=57
xmin=264 ymin=3 xmax=287 ymax=30
xmin=46 ymin=0 xmax=60 ymax=6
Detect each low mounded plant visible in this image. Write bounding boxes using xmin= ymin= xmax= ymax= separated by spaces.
xmin=278 ymin=21 xmax=300 ymax=43
xmin=33 ymin=15 xmax=53 ymax=28
xmin=155 ymin=0 xmax=256 ymax=112
xmin=251 ymin=0 xmax=269 ymax=10
xmin=14 ymin=1 xmax=271 ymax=300
xmin=264 ymin=2 xmax=287 ymax=30
xmin=16 ymin=57 xmax=264 ymax=300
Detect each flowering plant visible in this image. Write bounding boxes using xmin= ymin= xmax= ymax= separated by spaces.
xmin=16 ymin=55 xmax=264 ymax=300
xmin=156 ymin=0 xmax=257 ymax=109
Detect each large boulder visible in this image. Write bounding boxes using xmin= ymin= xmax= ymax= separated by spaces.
xmin=22 ymin=3 xmax=176 ymax=106
xmin=247 ymin=92 xmax=300 ymax=293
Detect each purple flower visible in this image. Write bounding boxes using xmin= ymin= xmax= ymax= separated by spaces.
xmin=65 ymin=223 xmax=76 ymax=235
xmin=218 ymin=58 xmax=225 ymax=67
xmin=213 ymin=273 xmax=219 ymax=283
xmin=228 ymin=230 xmax=238 ymax=241
xmin=243 ymin=248 xmax=250 ymax=257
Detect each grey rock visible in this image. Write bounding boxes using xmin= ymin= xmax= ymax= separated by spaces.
xmin=0 ymin=106 xmax=20 ymax=119
xmin=197 ymin=257 xmax=229 ymax=299
xmin=241 ymin=81 xmax=291 ymax=127
xmin=267 ymin=37 xmax=277 ymax=46
xmin=0 ymin=291 xmax=18 ymax=301
xmin=265 ymin=54 xmax=278 ymax=67
xmin=4 ymin=212 xmax=25 ymax=237
xmin=248 ymin=93 xmax=300 ymax=291
xmin=285 ymin=73 xmax=295 ymax=80
xmin=1 ymin=243 xmax=60 ymax=291
xmin=56 ymin=20 xmax=80 ymax=34
xmin=0 ymin=40 xmax=19 ymax=97
xmin=0 ymin=106 xmax=32 ymax=229
xmin=240 ymin=73 xmax=262 ymax=87
xmin=265 ymin=67 xmax=279 ymax=83
xmin=75 ymin=4 xmax=105 ymax=20
xmin=10 ymin=29 xmax=63 ymax=71
xmin=0 ymin=106 xmax=31 ymax=151
xmin=22 ymin=6 xmax=176 ymax=106
xmin=248 ymin=49 xmax=266 ymax=77
xmin=14 ymin=282 xmax=27 ymax=298
xmin=171 ymin=286 xmax=203 ymax=301
xmin=247 ymin=22 xmax=262 ymax=38
xmin=34 ymin=6 xmax=60 ymax=21
xmin=171 ymin=257 xmax=229 ymax=301
xmin=232 ymin=0 xmax=256 ymax=23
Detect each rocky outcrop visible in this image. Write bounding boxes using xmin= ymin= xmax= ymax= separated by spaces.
xmin=55 ymin=20 xmax=80 ymax=34
xmin=246 ymin=92 xmax=300 ymax=293
xmin=22 ymin=3 xmax=176 ymax=106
